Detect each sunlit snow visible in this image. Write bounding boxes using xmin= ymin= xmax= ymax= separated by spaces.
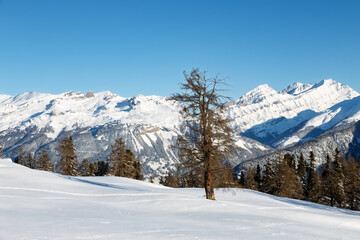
xmin=1 ymin=159 xmax=360 ymax=240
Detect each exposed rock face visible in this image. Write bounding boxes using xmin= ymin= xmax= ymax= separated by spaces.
xmin=1 ymin=79 xmax=360 ymax=178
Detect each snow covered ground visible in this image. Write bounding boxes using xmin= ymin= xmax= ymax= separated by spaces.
xmin=1 ymin=158 xmax=360 ymax=240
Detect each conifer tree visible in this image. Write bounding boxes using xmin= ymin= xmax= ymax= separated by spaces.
xmin=57 ymin=136 xmax=79 ymax=176
xmin=238 ymin=171 xmax=245 ymax=187
xmin=36 ymin=149 xmax=54 ymax=171
xmin=343 ymin=156 xmax=360 ymax=210
xmin=79 ymin=158 xmax=91 ymax=176
xmin=134 ymin=160 xmax=144 ymax=180
xmin=261 ymin=161 xmax=276 ymax=194
xmin=321 ymin=154 xmax=338 ymax=206
xmin=0 ymin=145 xmax=3 ymax=158
xmin=108 ymin=137 xmax=143 ymax=179
xmin=171 ymin=68 xmax=234 ymax=200
xmin=255 ymin=164 xmax=262 ymax=190
xmin=273 ymin=156 xmax=303 ymax=199
xmin=164 ymin=173 xmax=179 ymax=188
xmin=14 ymin=146 xmax=24 ymax=165
xmin=332 ymin=149 xmax=345 ymax=207
xmin=23 ymin=152 xmax=36 ymax=169
xmin=306 ymin=152 xmax=321 ymax=203
xmin=244 ymin=167 xmax=258 ymax=190
xmin=149 ymin=176 xmax=154 ymax=183
xmin=263 ymin=153 xmax=303 ymax=199
xmin=297 ymin=153 xmax=307 ymax=189
xmin=95 ymin=161 xmax=109 ymax=176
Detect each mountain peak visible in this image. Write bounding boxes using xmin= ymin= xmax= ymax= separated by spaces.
xmin=237 ymin=84 xmax=278 ymax=105
xmin=282 ymin=82 xmax=314 ymax=95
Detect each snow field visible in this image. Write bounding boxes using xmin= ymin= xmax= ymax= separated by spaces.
xmin=1 ymin=158 xmax=360 ymax=240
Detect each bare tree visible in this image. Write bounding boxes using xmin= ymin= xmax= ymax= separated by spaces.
xmin=171 ymin=68 xmax=234 ymax=200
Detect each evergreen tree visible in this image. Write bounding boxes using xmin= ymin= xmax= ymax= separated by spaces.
xmin=78 ymin=158 xmax=91 ymax=176
xmin=306 ymin=152 xmax=321 ymax=203
xmin=261 ymin=161 xmax=276 ymax=194
xmin=238 ymin=171 xmax=245 ymax=187
xmin=108 ymin=138 xmax=135 ymax=177
xmin=0 ymin=145 xmax=3 ymax=158
xmin=23 ymin=152 xmax=36 ymax=169
xmin=164 ymin=173 xmax=179 ymax=188
xmin=255 ymin=164 xmax=262 ymax=190
xmin=297 ymin=153 xmax=307 ymax=190
xmin=57 ymin=136 xmax=79 ymax=176
xmin=263 ymin=153 xmax=303 ymax=199
xmin=273 ymin=156 xmax=303 ymax=199
xmin=134 ymin=160 xmax=144 ymax=180
xmin=332 ymin=149 xmax=345 ymax=207
xmin=108 ymin=138 xmax=143 ymax=180
xmin=95 ymin=161 xmax=109 ymax=176
xmin=36 ymin=149 xmax=54 ymax=171
xmin=14 ymin=146 xmax=24 ymax=165
xmin=343 ymin=156 xmax=360 ymax=210
xmin=244 ymin=167 xmax=258 ymax=190
xmin=149 ymin=176 xmax=154 ymax=183
xmin=321 ymin=154 xmax=336 ymax=206
xmin=283 ymin=153 xmax=296 ymax=170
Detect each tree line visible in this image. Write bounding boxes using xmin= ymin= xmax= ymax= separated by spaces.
xmin=240 ymin=150 xmax=360 ymax=211
xmin=11 ymin=136 xmax=143 ymax=181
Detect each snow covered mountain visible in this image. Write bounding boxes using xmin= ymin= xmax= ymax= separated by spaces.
xmin=1 ymin=158 xmax=360 ymax=240
xmin=227 ymin=79 xmax=360 ymax=148
xmin=1 ymin=79 xmax=360 ymax=177
xmin=0 ymin=90 xmax=270 ymax=177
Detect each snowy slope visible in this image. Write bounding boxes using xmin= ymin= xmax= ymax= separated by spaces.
xmin=0 ymin=90 xmax=271 ymax=178
xmin=227 ymin=79 xmax=360 ymax=147
xmin=0 ymin=91 xmax=182 ymax=138
xmin=1 ymin=158 xmax=359 ymax=240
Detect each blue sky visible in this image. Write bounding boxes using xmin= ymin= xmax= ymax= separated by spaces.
xmin=1 ymin=0 xmax=359 ymax=99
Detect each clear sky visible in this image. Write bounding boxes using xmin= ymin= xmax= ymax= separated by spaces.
xmin=1 ymin=0 xmax=359 ymax=99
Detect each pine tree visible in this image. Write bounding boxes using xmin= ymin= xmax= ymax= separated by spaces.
xmin=343 ymin=156 xmax=360 ymax=210
xmin=0 ymin=145 xmax=3 ymax=158
xmin=244 ymin=167 xmax=258 ymax=190
xmin=134 ymin=160 xmax=144 ymax=180
xmin=263 ymin=153 xmax=303 ymax=199
xmin=57 ymin=136 xmax=79 ymax=176
xmin=332 ymin=149 xmax=345 ymax=207
xmin=108 ymin=137 xmax=130 ymax=177
xmin=321 ymin=154 xmax=335 ymax=206
xmin=306 ymin=152 xmax=321 ymax=203
xmin=23 ymin=152 xmax=36 ymax=169
xmin=261 ymin=161 xmax=276 ymax=194
xmin=95 ymin=161 xmax=109 ymax=176
xmin=255 ymin=164 xmax=262 ymax=190
xmin=164 ymin=173 xmax=179 ymax=187
xmin=36 ymin=149 xmax=54 ymax=171
xmin=273 ymin=156 xmax=303 ymax=199
xmin=297 ymin=153 xmax=307 ymax=190
xmin=149 ymin=176 xmax=154 ymax=183
xmin=78 ymin=158 xmax=91 ymax=176
xmin=108 ymin=137 xmax=143 ymax=180
xmin=14 ymin=146 xmax=24 ymax=165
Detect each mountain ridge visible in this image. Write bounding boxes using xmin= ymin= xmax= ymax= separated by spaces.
xmin=1 ymin=79 xmax=360 ymax=177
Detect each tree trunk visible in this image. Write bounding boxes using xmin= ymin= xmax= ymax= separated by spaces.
xmin=205 ymin=170 xmax=215 ymax=200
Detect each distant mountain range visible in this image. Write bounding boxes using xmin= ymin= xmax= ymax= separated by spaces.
xmin=1 ymin=79 xmax=360 ymax=177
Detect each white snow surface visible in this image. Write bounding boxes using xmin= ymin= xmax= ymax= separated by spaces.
xmin=227 ymin=79 xmax=360 ymax=146
xmin=0 ymin=91 xmax=182 ymax=139
xmin=1 ymin=158 xmax=360 ymax=240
